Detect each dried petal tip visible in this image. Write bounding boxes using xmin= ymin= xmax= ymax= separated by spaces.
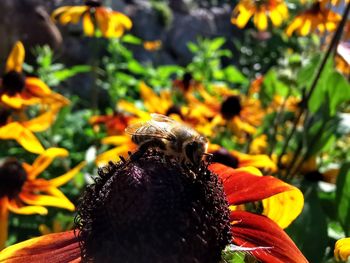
xmin=76 ymin=150 xmax=232 ymax=263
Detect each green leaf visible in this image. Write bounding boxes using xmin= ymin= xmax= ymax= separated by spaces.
xmin=286 ymin=183 xmax=328 ymax=263
xmin=127 ymin=60 xmax=146 ymax=74
xmin=53 ymin=65 xmax=91 ymax=81
xmin=187 ymin=42 xmax=199 ymax=53
xmin=260 ymin=69 xmax=289 ymax=106
xmin=209 ymin=37 xmax=226 ymax=51
xmin=327 ymin=72 xmax=350 ymax=116
xmin=121 ymin=34 xmax=142 ymax=45
xmin=223 ymin=66 xmax=247 ymax=84
xmin=336 ymin=162 xmax=350 ymax=235
xmin=297 ymin=54 xmax=321 ymax=87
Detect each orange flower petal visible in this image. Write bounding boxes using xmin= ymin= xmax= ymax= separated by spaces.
xmin=22 ymin=108 xmax=59 ymax=132
xmin=25 ymin=78 xmax=51 ymax=96
xmin=49 ymin=161 xmax=86 ymax=187
xmin=5 ymin=41 xmax=25 ymax=73
xmin=0 ymin=93 xmax=40 ymax=110
xmin=209 ymin=163 xmax=294 ymax=205
xmin=0 ymin=198 xmax=9 ymax=250
xmin=19 ymin=193 xmax=75 ymax=211
xmin=7 ymin=199 xmax=47 ymax=215
xmin=26 ymin=148 xmax=69 ymax=180
xmin=0 ymin=122 xmax=45 ymax=154
xmin=0 ymin=230 xmax=80 ymax=263
xmin=230 ymin=211 xmax=308 ymax=263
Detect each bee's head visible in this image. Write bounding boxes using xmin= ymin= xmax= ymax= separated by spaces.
xmin=184 ymin=136 xmax=208 ymax=166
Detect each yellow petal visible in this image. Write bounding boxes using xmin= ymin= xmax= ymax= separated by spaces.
xmin=270 ymin=9 xmax=283 ymax=27
xmin=51 ymin=6 xmax=72 ymax=21
xmin=22 ymin=108 xmax=59 ymax=132
xmin=6 ymin=41 xmax=25 ymax=73
xmin=7 ymin=200 xmax=47 ymax=215
xmin=232 ymin=4 xmax=253 ymax=28
xmin=49 ymin=161 xmax=86 ymax=187
xmin=286 ymin=16 xmax=303 ymax=36
xmin=117 ymin=100 xmax=150 ymax=120
xmin=96 ymin=144 xmax=132 ymax=165
xmin=0 ymin=198 xmax=9 ymax=250
xmin=83 ymin=13 xmax=95 ymax=36
xmin=0 ymin=93 xmax=40 ymax=110
xmin=334 ymin=237 xmax=350 ymax=261
xmin=0 ymin=122 xmax=45 ymax=154
xmin=262 ymin=186 xmax=304 ymax=229
xmin=19 ymin=193 xmax=75 ymax=211
xmin=299 ymin=17 xmax=312 ymax=36
xmin=254 ymin=10 xmax=268 ymax=31
xmin=27 ymin=148 xmax=69 ymax=180
xmin=58 ymin=6 xmax=88 ymax=25
xmin=102 ymin=135 xmax=132 ymax=145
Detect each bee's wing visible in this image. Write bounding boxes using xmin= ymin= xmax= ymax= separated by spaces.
xmin=125 ymin=120 xmax=176 ymax=141
xmin=150 ymin=113 xmax=177 ymax=123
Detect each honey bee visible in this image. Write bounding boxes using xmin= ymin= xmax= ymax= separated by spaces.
xmin=125 ymin=113 xmax=208 ymax=166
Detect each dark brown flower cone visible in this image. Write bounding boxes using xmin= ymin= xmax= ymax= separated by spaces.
xmin=76 ymin=150 xmax=232 ymax=263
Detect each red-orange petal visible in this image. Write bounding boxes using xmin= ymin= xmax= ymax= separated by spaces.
xmin=0 ymin=231 xmax=80 ymax=263
xmin=209 ymin=163 xmax=293 ymax=205
xmin=230 ymin=210 xmax=308 ymax=263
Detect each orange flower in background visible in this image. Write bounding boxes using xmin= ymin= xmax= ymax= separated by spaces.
xmin=51 ymin=0 xmax=132 ymax=38
xmin=0 ymin=148 xmax=86 ymax=249
xmin=286 ymin=1 xmax=341 ymax=36
xmin=0 ymin=42 xmax=69 ymax=110
xmin=90 ymin=112 xmax=135 ymax=136
xmin=231 ymin=0 xmax=289 ymax=31
xmin=143 ymin=40 xmax=162 ymax=51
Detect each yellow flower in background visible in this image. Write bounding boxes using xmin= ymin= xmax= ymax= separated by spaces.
xmin=52 ymin=0 xmax=132 ymax=38
xmin=186 ymin=86 xmax=264 ymax=138
xmin=0 ymin=105 xmax=63 ymax=154
xmin=286 ymin=1 xmax=341 ymax=36
xmin=0 ymin=148 xmax=86 ymax=249
xmin=335 ymin=238 xmax=350 ymax=261
xmin=0 ymin=42 xmax=69 ymax=110
xmin=231 ymin=0 xmax=289 ymax=31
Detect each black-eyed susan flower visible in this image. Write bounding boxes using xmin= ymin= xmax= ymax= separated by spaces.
xmin=286 ymin=1 xmax=341 ymax=36
xmin=0 ymin=42 xmax=68 ymax=110
xmin=231 ymin=0 xmax=289 ymax=31
xmin=0 ymin=148 xmax=85 ymax=249
xmin=0 ymin=150 xmax=306 ymax=262
xmin=51 ymin=0 xmax=132 ymax=38
xmin=186 ymin=87 xmax=264 ymax=138
xmin=334 ymin=237 xmax=350 ymax=261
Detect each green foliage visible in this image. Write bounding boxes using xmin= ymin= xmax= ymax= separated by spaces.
xmin=32 ymin=45 xmax=91 ymax=87
xmin=336 ymin=163 xmax=350 ymax=236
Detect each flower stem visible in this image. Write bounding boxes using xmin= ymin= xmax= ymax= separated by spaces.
xmin=277 ymin=2 xmax=350 ymax=169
